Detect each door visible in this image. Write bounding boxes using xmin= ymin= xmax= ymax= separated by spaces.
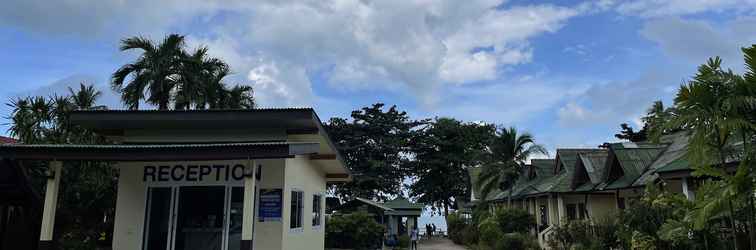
xmin=142 ymin=186 xmax=251 ymax=250
xmin=173 ymin=186 xmax=226 ymax=250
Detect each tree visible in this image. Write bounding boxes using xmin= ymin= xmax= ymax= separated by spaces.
xmin=476 ymin=127 xmax=547 ymax=206
xmin=410 ymin=118 xmax=495 ymax=217
xmin=6 ymin=84 xmax=116 ymax=249
xmin=111 ymin=34 xmax=185 ymax=110
xmin=664 ymin=57 xmax=755 ymax=249
xmin=615 ymin=123 xmax=647 ymax=142
xmin=325 ymin=103 xmax=423 ymax=201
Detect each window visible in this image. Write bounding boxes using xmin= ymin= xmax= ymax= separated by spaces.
xmin=290 ymin=190 xmax=303 ymax=230
xmin=566 ymin=204 xmax=577 ymax=220
xmin=617 ymin=197 xmax=626 ymax=210
xmin=312 ymin=194 xmax=322 ymax=227
xmin=539 ymin=205 xmax=548 ymax=226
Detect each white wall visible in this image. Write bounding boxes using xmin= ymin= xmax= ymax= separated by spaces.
xmin=281 ymin=155 xmax=327 ymax=250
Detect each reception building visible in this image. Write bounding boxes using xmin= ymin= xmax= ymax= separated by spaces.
xmin=0 ymin=108 xmax=351 ymax=250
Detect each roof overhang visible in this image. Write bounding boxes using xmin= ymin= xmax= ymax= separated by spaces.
xmin=69 ymin=108 xmax=320 ymax=131
xmin=0 ymin=142 xmax=319 ymax=161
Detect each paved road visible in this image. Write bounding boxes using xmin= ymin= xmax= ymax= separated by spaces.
xmin=417 ymin=238 xmax=467 ymax=250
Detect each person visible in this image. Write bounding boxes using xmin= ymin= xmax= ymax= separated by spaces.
xmin=410 ymin=227 xmax=419 ymax=250
xmin=425 ymin=224 xmax=431 ymax=239
xmin=431 ymin=223 xmax=437 ymax=237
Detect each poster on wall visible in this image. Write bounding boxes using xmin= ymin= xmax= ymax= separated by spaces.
xmin=258 ymin=189 xmax=282 ymax=222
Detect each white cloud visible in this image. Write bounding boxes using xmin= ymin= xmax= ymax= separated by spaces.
xmin=616 ymin=0 xmax=756 ymax=18
xmin=556 ymin=70 xmax=678 ymax=127
xmin=640 ymin=17 xmax=756 ymax=68
xmin=0 ymin=0 xmax=587 ymax=107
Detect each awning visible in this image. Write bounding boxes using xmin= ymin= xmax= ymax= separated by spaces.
xmin=0 ymin=142 xmax=320 ymax=161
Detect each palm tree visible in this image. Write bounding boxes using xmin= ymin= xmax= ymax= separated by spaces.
xmin=665 ymin=57 xmax=755 ymax=249
xmin=175 ymin=46 xmax=228 ymax=110
xmin=68 ymin=83 xmax=102 ymax=110
xmin=111 ymin=34 xmax=185 ymax=110
xmin=221 ymin=85 xmax=255 ymax=109
xmin=476 ymin=127 xmax=547 ymax=206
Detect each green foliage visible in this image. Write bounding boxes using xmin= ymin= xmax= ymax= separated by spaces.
xmin=410 ymin=118 xmax=495 ymax=215
xmin=325 ymin=103 xmax=424 ymax=201
xmin=112 ymin=33 xmax=254 ymax=110
xmin=476 ymin=127 xmax=547 ymax=204
xmin=397 ymin=234 xmax=410 ymax=248
xmin=475 ymin=208 xmax=537 ymax=250
xmin=494 ymin=208 xmax=535 ymax=233
xmin=325 ymin=211 xmax=385 ymax=250
xmin=7 ymin=85 xmax=117 ymax=247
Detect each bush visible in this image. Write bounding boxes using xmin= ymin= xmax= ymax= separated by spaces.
xmin=325 ymin=211 xmax=385 ymax=250
xmin=477 ymin=208 xmax=538 ymax=250
xmin=495 ymin=208 xmax=535 ymax=233
xmin=398 ymin=235 xmax=410 ymax=248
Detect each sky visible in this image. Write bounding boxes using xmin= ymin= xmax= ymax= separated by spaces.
xmin=2 ymin=0 xmax=756 ymax=153
xmin=2 ymin=0 xmax=756 ymax=230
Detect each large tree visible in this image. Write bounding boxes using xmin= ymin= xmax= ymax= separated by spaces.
xmin=410 ymin=118 xmax=495 ymax=217
xmin=476 ymin=126 xmax=547 ymax=206
xmin=111 ymin=34 xmax=185 ymax=110
xmin=7 ymin=84 xmax=116 ymax=249
xmin=325 ymin=103 xmax=424 ymax=201
xmin=111 ymin=34 xmax=254 ymax=110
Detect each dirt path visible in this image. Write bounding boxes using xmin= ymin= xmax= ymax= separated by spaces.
xmin=417 ymin=238 xmax=467 ymax=250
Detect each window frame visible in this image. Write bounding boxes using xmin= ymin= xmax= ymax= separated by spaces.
xmin=312 ymin=194 xmax=322 ymax=228
xmin=290 ymin=190 xmax=304 ymax=232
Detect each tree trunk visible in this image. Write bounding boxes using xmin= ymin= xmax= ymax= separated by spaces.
xmin=721 ymin=149 xmax=739 ymax=250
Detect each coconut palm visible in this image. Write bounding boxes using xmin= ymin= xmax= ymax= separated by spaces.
xmin=221 ymin=85 xmax=255 ymax=109
xmin=476 ymin=127 xmax=547 ymax=206
xmin=111 ymin=34 xmax=185 ymax=110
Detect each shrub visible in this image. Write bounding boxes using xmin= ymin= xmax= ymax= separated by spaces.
xmin=398 ymin=235 xmax=410 ymax=248
xmin=325 ymin=211 xmax=385 ymax=250
xmin=495 ymin=208 xmax=535 ymax=233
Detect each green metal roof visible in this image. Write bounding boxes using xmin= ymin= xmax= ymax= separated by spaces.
xmin=603 ymin=142 xmax=666 ymax=189
xmin=468 ymin=167 xmax=503 ymax=201
xmin=634 ymin=132 xmax=689 ymax=184
xmin=384 ymin=197 xmax=424 ymax=210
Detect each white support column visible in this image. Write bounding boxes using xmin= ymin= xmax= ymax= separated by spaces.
xmin=241 ymin=160 xmax=257 ymax=250
xmin=682 ymin=177 xmax=695 ymax=201
xmin=39 ymin=161 xmax=62 ymax=250
xmin=557 ymin=195 xmax=565 ymax=225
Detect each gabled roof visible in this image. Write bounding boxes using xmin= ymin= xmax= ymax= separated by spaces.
xmin=634 ymin=132 xmax=689 ymax=185
xmin=550 ymin=149 xmax=604 ymax=192
xmin=602 ymin=142 xmax=666 ymax=189
xmin=572 ymin=151 xmax=609 ymax=191
xmin=468 ymin=167 xmax=503 ymax=201
xmin=530 ymin=159 xmax=555 ymax=179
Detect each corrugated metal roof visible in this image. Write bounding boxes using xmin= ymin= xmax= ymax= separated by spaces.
xmin=72 ymin=107 xmax=314 ymax=113
xmin=0 ymin=141 xmax=296 ymax=149
xmin=384 ymin=197 xmax=424 ymax=210
xmin=578 ymin=151 xmax=609 ymax=185
xmin=634 ymin=132 xmax=689 ymax=184
xmin=468 ymin=167 xmax=504 ymax=201
xmin=603 ymin=142 xmax=666 ymax=189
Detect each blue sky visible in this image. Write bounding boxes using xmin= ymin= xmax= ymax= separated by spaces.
xmin=2 ymin=0 xmax=756 ymax=155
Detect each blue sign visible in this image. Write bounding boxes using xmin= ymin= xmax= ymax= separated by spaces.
xmin=259 ymin=189 xmax=282 ymax=222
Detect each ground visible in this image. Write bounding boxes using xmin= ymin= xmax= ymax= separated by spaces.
xmin=418 ymin=238 xmax=467 ymax=250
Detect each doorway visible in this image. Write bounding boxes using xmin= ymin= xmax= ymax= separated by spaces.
xmin=142 ymin=186 xmax=251 ymax=250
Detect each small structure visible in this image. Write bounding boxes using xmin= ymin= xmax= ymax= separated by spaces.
xmin=335 ymin=197 xmax=423 ymax=237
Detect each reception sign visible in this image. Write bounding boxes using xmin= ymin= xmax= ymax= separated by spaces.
xmin=259 ymin=189 xmax=283 ymax=222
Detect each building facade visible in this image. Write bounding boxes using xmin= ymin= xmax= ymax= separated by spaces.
xmin=0 ymin=108 xmax=351 ymax=250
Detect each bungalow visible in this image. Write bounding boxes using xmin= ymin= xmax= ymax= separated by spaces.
xmin=469 ymin=132 xmax=709 ymax=248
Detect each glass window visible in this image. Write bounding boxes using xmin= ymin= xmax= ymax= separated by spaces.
xmin=312 ymin=194 xmax=322 ymax=227
xmin=290 ymin=190 xmax=303 ymax=229
xmin=143 ymin=187 xmax=171 ymax=250
xmin=566 ymin=204 xmax=577 ymax=220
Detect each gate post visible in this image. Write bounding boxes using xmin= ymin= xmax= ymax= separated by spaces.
xmin=39 ymin=161 xmax=62 ymax=250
